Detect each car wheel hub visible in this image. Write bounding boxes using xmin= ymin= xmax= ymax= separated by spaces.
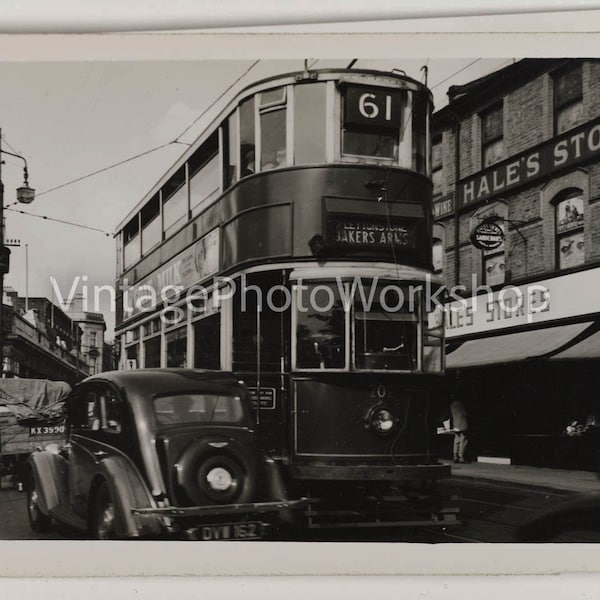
xmin=98 ymin=504 xmax=115 ymax=538
xmin=206 ymin=467 xmax=234 ymax=491
xmin=29 ymin=489 xmax=38 ymax=514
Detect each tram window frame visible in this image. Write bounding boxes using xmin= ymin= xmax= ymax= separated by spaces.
xmin=193 ymin=312 xmax=221 ymax=371
xmin=258 ymin=87 xmax=288 ymax=172
xmin=340 ymin=85 xmax=401 ymax=163
xmin=351 ymin=284 xmax=420 ymax=373
xmin=292 ymin=280 xmax=424 ymax=373
xmin=293 ymin=281 xmax=349 ymax=372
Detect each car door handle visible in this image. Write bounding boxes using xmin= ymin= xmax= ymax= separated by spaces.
xmin=93 ymin=450 xmax=108 ymax=460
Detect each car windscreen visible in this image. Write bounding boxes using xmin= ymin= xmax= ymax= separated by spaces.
xmin=153 ymin=393 xmax=245 ymax=426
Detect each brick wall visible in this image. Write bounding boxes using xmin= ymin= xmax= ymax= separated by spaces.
xmin=434 ymin=59 xmax=600 ymax=291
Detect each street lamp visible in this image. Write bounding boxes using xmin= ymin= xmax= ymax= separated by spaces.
xmin=0 ymin=129 xmax=35 ymax=377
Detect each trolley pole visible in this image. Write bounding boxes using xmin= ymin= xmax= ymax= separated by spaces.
xmin=0 ymin=129 xmax=36 ymax=376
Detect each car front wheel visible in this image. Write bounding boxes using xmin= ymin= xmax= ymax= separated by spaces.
xmin=26 ymin=477 xmax=52 ymax=533
xmin=93 ymin=482 xmax=117 ymax=540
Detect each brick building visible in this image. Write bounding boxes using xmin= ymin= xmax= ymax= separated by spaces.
xmin=433 ymin=59 xmax=600 ymax=470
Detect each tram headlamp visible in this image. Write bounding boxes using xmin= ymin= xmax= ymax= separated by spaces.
xmin=308 ymin=234 xmax=327 ymax=257
xmin=365 ymin=406 xmax=396 ymax=436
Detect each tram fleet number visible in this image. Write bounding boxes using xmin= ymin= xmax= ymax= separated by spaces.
xmin=345 ymin=86 xmax=402 ymax=128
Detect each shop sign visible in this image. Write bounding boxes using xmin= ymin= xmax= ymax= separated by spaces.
xmin=458 ymin=116 xmax=600 ymax=207
xmin=445 ymin=265 xmax=600 ymax=338
xmin=469 ymin=218 xmax=505 ymax=250
xmin=123 ymin=228 xmax=220 ymax=319
xmin=433 ymin=196 xmax=454 ymax=218
xmin=326 ymin=216 xmax=415 ymax=248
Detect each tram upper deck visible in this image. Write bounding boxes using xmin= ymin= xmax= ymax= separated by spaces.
xmin=114 ymin=68 xmax=434 ymax=330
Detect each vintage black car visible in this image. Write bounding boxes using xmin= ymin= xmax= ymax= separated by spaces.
xmin=24 ymin=369 xmax=303 ymax=539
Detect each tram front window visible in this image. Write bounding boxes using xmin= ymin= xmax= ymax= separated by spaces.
xmin=295 ymin=283 xmax=346 ymax=370
xmin=354 ymin=312 xmax=417 ymax=370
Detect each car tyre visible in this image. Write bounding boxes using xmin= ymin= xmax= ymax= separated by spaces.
xmin=26 ymin=476 xmax=52 ymax=533
xmin=93 ymin=481 xmax=117 ymax=540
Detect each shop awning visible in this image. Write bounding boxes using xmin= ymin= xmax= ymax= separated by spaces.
xmin=551 ymin=328 xmax=600 ymax=360
xmin=446 ymin=322 xmax=594 ymax=369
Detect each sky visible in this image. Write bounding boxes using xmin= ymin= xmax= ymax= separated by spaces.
xmin=0 ymin=51 xmax=527 ymax=339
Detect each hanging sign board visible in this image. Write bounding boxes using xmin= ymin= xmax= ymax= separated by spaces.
xmin=470 ymin=218 xmax=504 ymax=251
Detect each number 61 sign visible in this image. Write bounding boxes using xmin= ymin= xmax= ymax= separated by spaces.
xmin=344 ymin=85 xmax=403 ymax=128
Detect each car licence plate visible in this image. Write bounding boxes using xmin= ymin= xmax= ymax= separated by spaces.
xmin=198 ymin=521 xmax=264 ymax=541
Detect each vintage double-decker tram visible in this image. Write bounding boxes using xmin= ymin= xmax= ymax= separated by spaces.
xmin=115 ymin=66 xmax=453 ymax=529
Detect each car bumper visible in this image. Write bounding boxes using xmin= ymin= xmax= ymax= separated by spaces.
xmin=131 ymin=498 xmax=307 ymax=518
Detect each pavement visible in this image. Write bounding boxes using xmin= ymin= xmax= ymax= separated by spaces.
xmin=445 ymin=459 xmax=600 ymax=493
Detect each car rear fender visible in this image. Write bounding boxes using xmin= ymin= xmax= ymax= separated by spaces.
xmin=26 ymin=448 xmax=68 ymax=514
xmin=92 ymin=455 xmax=163 ymax=538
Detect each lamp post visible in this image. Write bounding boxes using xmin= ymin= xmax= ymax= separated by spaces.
xmin=0 ymin=129 xmax=35 ymax=377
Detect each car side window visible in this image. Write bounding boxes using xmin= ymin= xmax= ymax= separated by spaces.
xmin=100 ymin=389 xmax=122 ymax=434
xmin=81 ymin=390 xmax=101 ymax=431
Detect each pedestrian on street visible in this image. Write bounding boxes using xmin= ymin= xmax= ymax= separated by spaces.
xmin=450 ymin=396 xmax=469 ymax=464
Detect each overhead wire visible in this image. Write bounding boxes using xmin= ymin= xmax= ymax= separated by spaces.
xmin=1 ymin=60 xmax=263 ymax=239
xmin=6 ymin=207 xmax=111 ymax=236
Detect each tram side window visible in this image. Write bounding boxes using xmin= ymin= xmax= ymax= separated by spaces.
xmin=225 ymin=112 xmax=239 ymax=187
xmin=239 ymin=97 xmax=255 ymax=177
xmin=232 ymin=274 xmax=288 ymax=372
xmin=341 ymin=85 xmax=402 ymax=160
xmin=194 ymin=314 xmax=221 ymax=370
xmin=260 ymin=87 xmax=287 ymax=171
xmin=294 ymin=83 xmax=326 ymax=165
xmin=295 ymin=283 xmax=346 ymax=370
xmin=412 ymin=93 xmax=428 ymax=175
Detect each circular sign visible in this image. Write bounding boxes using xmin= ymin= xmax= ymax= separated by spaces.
xmin=469 ymin=218 xmax=504 ymax=251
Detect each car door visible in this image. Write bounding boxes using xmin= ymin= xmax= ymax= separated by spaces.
xmin=69 ymin=383 xmax=130 ymax=517
xmin=69 ymin=384 xmax=103 ymax=515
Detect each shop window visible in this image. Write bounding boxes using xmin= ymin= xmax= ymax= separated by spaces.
xmin=193 ymin=313 xmax=221 ymax=370
xmin=143 ymin=335 xmax=161 ymax=368
xmin=481 ymin=104 xmax=505 ymax=168
xmin=432 ymin=238 xmax=444 ymax=274
xmin=239 ymin=96 xmax=256 ymax=177
xmin=259 ymin=87 xmax=287 ymax=171
xmin=166 ymin=327 xmax=187 ymax=368
xmin=125 ymin=344 xmax=139 ymax=369
xmin=554 ymin=64 xmax=583 ymax=135
xmin=555 ymin=191 xmax=585 ymax=270
xmin=482 ymin=219 xmax=506 ymax=286
xmin=432 ymin=137 xmax=443 ymax=198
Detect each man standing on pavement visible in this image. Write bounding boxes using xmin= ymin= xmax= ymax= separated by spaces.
xmin=450 ymin=396 xmax=469 ymax=464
